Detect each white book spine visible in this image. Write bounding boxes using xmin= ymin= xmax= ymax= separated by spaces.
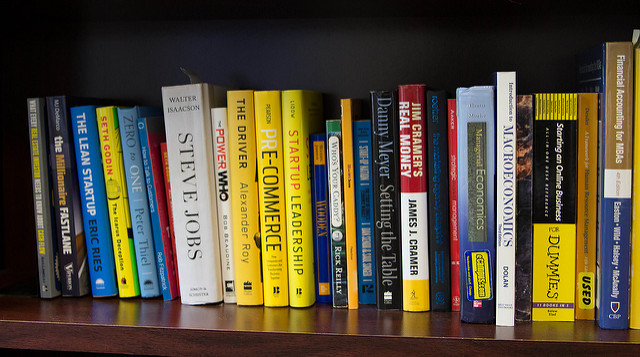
xmin=211 ymin=107 xmax=237 ymax=303
xmin=162 ymin=83 xmax=223 ymax=305
xmin=495 ymin=72 xmax=517 ymax=326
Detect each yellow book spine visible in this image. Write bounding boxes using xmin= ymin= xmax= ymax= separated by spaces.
xmin=630 ymin=32 xmax=640 ymax=329
xmin=254 ymin=90 xmax=289 ymax=307
xmin=96 ymin=106 xmax=140 ymax=298
xmin=227 ymin=90 xmax=264 ymax=306
xmin=340 ymin=98 xmax=360 ymax=309
xmin=575 ymin=93 xmax=598 ymax=320
xmin=282 ymin=90 xmax=323 ymax=307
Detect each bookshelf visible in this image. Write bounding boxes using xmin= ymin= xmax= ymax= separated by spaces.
xmin=1 ymin=0 xmax=639 ymax=354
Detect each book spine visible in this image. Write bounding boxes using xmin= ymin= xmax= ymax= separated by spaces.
xmin=311 ymin=134 xmax=332 ymax=304
xmin=575 ymin=93 xmax=598 ymax=320
xmin=27 ymin=97 xmax=61 ymax=298
xmin=326 ymin=119 xmax=348 ymax=308
xmin=532 ymin=93 xmax=577 ymax=322
xmin=515 ymin=95 xmax=534 ymax=321
xmin=119 ymin=107 xmax=161 ymax=298
xmin=282 ymin=90 xmax=323 ymax=308
xmin=211 ymin=107 xmax=237 ymax=304
xmin=46 ymin=96 xmax=91 ymax=297
xmin=596 ymin=43 xmax=633 ymax=329
xmin=96 ymin=106 xmax=140 ymax=298
xmin=138 ymin=116 xmax=179 ymax=300
xmin=631 ymin=32 xmax=640 ymax=329
xmin=447 ymin=98 xmax=461 ymax=312
xmin=426 ymin=89 xmax=451 ymax=312
xmin=398 ymin=84 xmax=430 ymax=312
xmin=370 ymin=90 xmax=402 ymax=310
xmin=254 ymin=90 xmax=289 ymax=307
xmin=161 ymin=142 xmax=180 ymax=293
xmin=353 ymin=120 xmax=376 ymax=305
xmin=494 ymin=72 xmax=517 ymax=326
xmin=162 ymin=83 xmax=224 ymax=305
xmin=456 ymin=86 xmax=496 ymax=324
xmin=70 ymin=105 xmax=118 ymax=297
xmin=227 ymin=90 xmax=263 ymax=306
xmin=340 ymin=98 xmax=360 ymax=309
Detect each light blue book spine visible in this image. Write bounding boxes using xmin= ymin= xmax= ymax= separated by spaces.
xmin=456 ymin=86 xmax=496 ymax=324
xmin=353 ymin=120 xmax=376 ymax=304
xmin=118 ymin=106 xmax=163 ymax=298
xmin=70 ymin=105 xmax=118 ymax=297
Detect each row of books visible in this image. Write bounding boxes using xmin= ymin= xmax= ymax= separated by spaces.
xmin=27 ymin=38 xmax=639 ymax=329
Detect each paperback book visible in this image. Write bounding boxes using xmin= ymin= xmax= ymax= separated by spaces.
xmin=310 ymin=133 xmax=332 ymax=304
xmin=447 ymin=98 xmax=461 ymax=312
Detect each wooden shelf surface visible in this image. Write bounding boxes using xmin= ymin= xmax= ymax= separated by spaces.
xmin=1 ymin=295 xmax=639 ymax=355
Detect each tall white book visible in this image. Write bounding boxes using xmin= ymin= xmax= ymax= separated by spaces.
xmin=161 ymin=82 xmax=226 ymax=305
xmin=494 ymin=71 xmax=517 ymax=326
xmin=211 ymin=107 xmax=237 ymax=303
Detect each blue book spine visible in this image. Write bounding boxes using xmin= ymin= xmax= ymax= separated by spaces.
xmin=353 ymin=120 xmax=376 ymax=304
xmin=118 ymin=106 xmax=163 ymax=298
xmin=456 ymin=86 xmax=496 ymax=324
xmin=310 ymin=133 xmax=332 ymax=304
xmin=138 ymin=116 xmax=173 ymax=301
xmin=70 ymin=105 xmax=118 ymax=297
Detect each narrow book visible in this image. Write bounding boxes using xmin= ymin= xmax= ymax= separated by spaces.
xmin=427 ymin=89 xmax=451 ymax=312
xmin=398 ymin=84 xmax=430 ymax=312
xmin=311 ymin=133 xmax=332 ymax=304
xmin=46 ymin=95 xmax=92 ymax=297
xmin=211 ymin=107 xmax=237 ymax=304
xmin=96 ymin=105 xmax=140 ymax=298
xmin=630 ymin=30 xmax=640 ymax=329
xmin=254 ymin=90 xmax=289 ymax=307
xmin=447 ymin=98 xmax=461 ymax=312
xmin=353 ymin=119 xmax=376 ymax=305
xmin=282 ymin=90 xmax=324 ymax=308
xmin=162 ymin=82 xmax=225 ymax=305
xmin=227 ymin=90 xmax=263 ymax=306
xmin=70 ymin=105 xmax=118 ymax=297
xmin=531 ymin=93 xmax=577 ymax=322
xmin=138 ymin=116 xmax=179 ymax=301
xmin=370 ymin=90 xmax=402 ymax=310
xmin=27 ymin=97 xmax=61 ymax=298
xmin=494 ymin=72 xmax=517 ymax=326
xmin=118 ymin=106 xmax=163 ymax=298
xmin=456 ymin=86 xmax=496 ymax=324
xmin=161 ymin=142 xmax=180 ymax=292
xmin=578 ymin=42 xmax=633 ymax=329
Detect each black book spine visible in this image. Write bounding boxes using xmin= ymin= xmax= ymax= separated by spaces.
xmin=370 ymin=90 xmax=402 ymax=310
xmin=426 ymin=90 xmax=451 ymax=311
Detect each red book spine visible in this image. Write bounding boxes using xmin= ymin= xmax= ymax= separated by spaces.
xmin=398 ymin=85 xmax=428 ymax=193
xmin=447 ymin=99 xmax=460 ymax=311
xmin=161 ymin=142 xmax=180 ymax=292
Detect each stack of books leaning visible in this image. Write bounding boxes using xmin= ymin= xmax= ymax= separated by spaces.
xmin=27 ymin=37 xmax=640 ymax=329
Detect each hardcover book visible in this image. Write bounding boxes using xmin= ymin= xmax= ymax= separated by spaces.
xmin=456 ymin=86 xmax=496 ymax=324
xmin=96 ymin=105 xmax=140 ymax=298
xmin=515 ymin=95 xmax=534 ymax=321
xmin=370 ymin=90 xmax=402 ymax=310
xmin=326 ymin=118 xmax=348 ymax=308
xmin=631 ymin=30 xmax=640 ymax=329
xmin=398 ymin=84 xmax=430 ymax=312
xmin=310 ymin=133 xmax=332 ymax=304
xmin=578 ymin=42 xmax=633 ymax=329
xmin=46 ymin=95 xmax=92 ymax=297
xmin=575 ymin=93 xmax=598 ymax=320
xmin=27 ymin=97 xmax=61 ymax=298
xmin=161 ymin=142 xmax=180 ymax=292
xmin=161 ymin=82 xmax=225 ymax=305
xmin=70 ymin=105 xmax=118 ymax=297
xmin=494 ymin=72 xmax=517 ymax=326
xmin=227 ymin=90 xmax=263 ymax=306
xmin=211 ymin=107 xmax=237 ymax=304
xmin=138 ymin=116 xmax=180 ymax=301
xmin=340 ymin=98 xmax=361 ymax=309
xmin=531 ymin=93 xmax=577 ymax=322
xmin=282 ymin=90 xmax=324 ymax=308
xmin=426 ymin=89 xmax=451 ymax=312
xmin=447 ymin=98 xmax=461 ymax=312
xmin=353 ymin=119 xmax=376 ymax=305
xmin=118 ymin=106 xmax=162 ymax=298
xmin=254 ymin=90 xmax=289 ymax=307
